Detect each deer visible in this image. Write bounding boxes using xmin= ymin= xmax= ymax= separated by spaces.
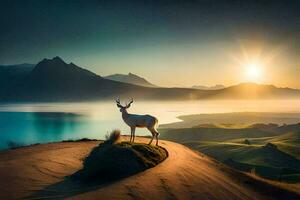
xmin=116 ymin=99 xmax=159 ymax=145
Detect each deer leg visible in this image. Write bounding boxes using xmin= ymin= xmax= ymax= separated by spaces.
xmin=130 ymin=127 xmax=134 ymax=143
xmin=148 ymin=135 xmax=154 ymax=145
xmin=149 ymin=132 xmax=156 ymax=145
xmin=132 ymin=127 xmax=136 ymax=143
xmin=147 ymin=127 xmax=153 ymax=145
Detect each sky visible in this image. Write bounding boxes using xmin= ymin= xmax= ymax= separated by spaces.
xmin=1 ymin=0 xmax=299 ymax=88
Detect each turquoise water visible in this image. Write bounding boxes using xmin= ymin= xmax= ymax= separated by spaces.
xmin=0 ymin=101 xmax=182 ymax=149
xmin=1 ymin=100 xmax=300 ymax=150
xmin=0 ymin=112 xmax=95 ymax=149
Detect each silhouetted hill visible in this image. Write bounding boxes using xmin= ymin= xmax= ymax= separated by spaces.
xmin=31 ymin=57 xmax=97 ymax=79
xmin=27 ymin=56 xmax=100 ymax=86
xmin=104 ymin=73 xmax=156 ymax=87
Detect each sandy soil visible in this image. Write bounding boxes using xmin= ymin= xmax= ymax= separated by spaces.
xmin=0 ymin=137 xmax=299 ymax=200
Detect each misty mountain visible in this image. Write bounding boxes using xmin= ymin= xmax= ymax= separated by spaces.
xmin=104 ymin=73 xmax=156 ymax=87
xmin=192 ymin=84 xmax=225 ymax=90
xmin=0 ymin=63 xmax=35 ymax=92
xmin=215 ymin=82 xmax=300 ymax=99
xmin=1 ymin=57 xmax=300 ymax=102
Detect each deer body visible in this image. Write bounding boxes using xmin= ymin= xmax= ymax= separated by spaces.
xmin=116 ymin=99 xmax=159 ymax=145
xmin=122 ymin=112 xmax=157 ymax=128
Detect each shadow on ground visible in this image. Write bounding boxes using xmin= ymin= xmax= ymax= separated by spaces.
xmin=26 ymin=140 xmax=168 ymax=199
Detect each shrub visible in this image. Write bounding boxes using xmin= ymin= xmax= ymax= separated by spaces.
xmin=72 ymin=141 xmax=168 ymax=182
xmin=105 ymin=129 xmax=121 ymax=145
xmin=244 ymin=139 xmax=251 ymax=145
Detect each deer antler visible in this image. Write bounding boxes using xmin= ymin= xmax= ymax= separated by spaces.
xmin=116 ymin=98 xmax=122 ymax=107
xmin=126 ymin=98 xmax=133 ymax=108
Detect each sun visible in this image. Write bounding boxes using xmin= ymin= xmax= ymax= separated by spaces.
xmin=245 ymin=63 xmax=262 ymax=81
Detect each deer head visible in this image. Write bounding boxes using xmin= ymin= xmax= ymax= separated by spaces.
xmin=116 ymin=98 xmax=133 ymax=112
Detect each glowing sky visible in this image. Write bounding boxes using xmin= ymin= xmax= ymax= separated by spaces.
xmin=1 ymin=0 xmax=299 ymax=88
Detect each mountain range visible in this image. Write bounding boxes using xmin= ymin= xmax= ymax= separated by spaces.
xmin=1 ymin=57 xmax=300 ymax=102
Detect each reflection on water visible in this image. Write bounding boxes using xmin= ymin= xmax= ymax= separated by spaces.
xmin=1 ymin=100 xmax=300 ymax=150
xmin=32 ymin=112 xmax=79 ymax=136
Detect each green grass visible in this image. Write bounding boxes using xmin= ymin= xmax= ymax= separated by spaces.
xmin=73 ymin=141 xmax=168 ymax=182
xmin=225 ymin=159 xmax=300 ymax=183
xmin=276 ymin=143 xmax=300 ymax=160
xmin=161 ymin=123 xmax=300 ymax=183
xmin=184 ymin=141 xmax=300 ymax=182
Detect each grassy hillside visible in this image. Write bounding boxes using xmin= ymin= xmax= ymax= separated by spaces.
xmin=160 ymin=123 xmax=300 ymax=183
xmin=227 ymin=132 xmax=300 ymax=159
xmin=160 ymin=127 xmax=281 ymax=142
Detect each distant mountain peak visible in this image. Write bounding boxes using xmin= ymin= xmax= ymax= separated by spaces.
xmin=52 ymin=56 xmax=64 ymax=62
xmin=104 ymin=73 xmax=156 ymax=87
xmin=39 ymin=56 xmax=66 ymax=65
xmin=30 ymin=56 xmax=100 ymax=82
xmin=53 ymin=56 xmax=62 ymax=59
xmin=192 ymin=84 xmax=225 ymax=90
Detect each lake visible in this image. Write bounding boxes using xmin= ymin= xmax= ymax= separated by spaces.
xmin=1 ymin=100 xmax=300 ymax=150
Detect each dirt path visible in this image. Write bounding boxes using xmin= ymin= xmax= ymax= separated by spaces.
xmin=68 ymin=138 xmax=265 ymax=200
